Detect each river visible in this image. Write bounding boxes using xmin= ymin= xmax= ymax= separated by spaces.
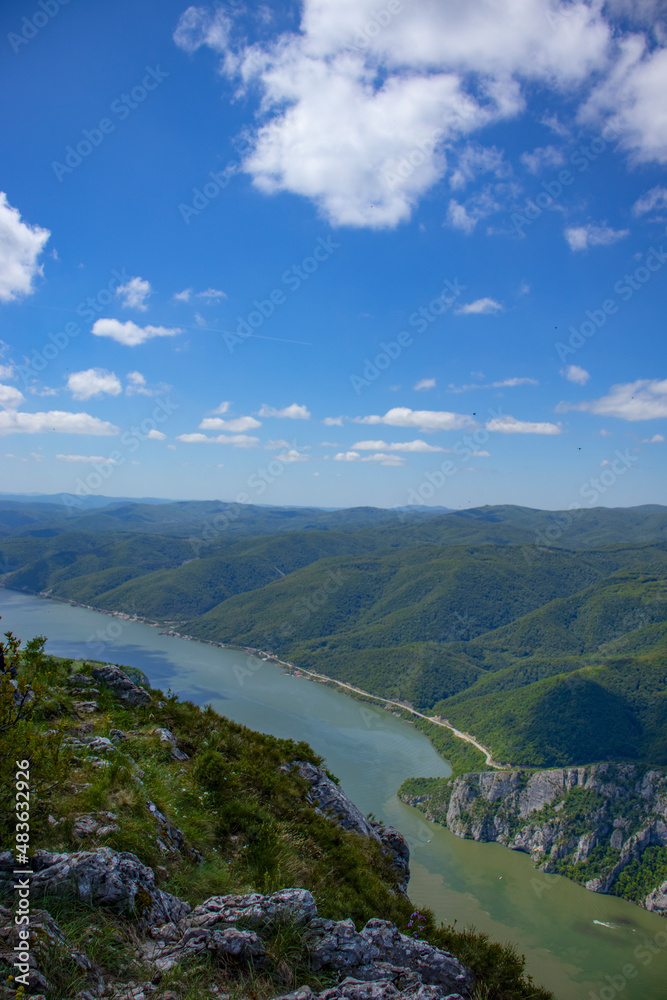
xmin=2 ymin=589 xmax=666 ymax=1000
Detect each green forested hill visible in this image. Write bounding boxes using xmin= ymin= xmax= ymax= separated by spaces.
xmin=1 ymin=499 xmax=667 ymax=769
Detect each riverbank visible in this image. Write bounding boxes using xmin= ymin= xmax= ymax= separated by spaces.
xmin=7 ymin=587 xmax=501 ymax=773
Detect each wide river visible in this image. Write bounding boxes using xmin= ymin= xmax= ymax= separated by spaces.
xmin=2 ymin=590 xmax=666 ymax=1000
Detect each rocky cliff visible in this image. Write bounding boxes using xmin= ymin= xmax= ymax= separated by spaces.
xmin=400 ymin=764 xmax=667 ymax=915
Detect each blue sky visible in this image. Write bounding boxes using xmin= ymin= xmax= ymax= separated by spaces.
xmin=1 ymin=0 xmax=666 ymax=510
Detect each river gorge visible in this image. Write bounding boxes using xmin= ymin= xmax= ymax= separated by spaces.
xmin=2 ymin=588 xmax=666 ymax=1000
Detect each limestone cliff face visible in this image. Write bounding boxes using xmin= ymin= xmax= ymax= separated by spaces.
xmin=400 ymin=763 xmax=667 ymax=915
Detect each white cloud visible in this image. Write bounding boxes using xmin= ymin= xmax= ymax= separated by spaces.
xmin=449 ymin=143 xmax=510 ymax=190
xmin=258 ymin=403 xmax=311 ymax=419
xmin=414 ymin=378 xmax=436 ymax=391
xmin=486 ymin=415 xmax=561 ymax=434
xmin=0 ymin=364 xmax=15 ymax=380
xmin=199 ymin=415 xmax=262 ymax=432
xmin=455 ymin=297 xmax=503 ymax=315
xmin=211 ymin=401 xmax=231 ymax=415
xmin=632 ymin=185 xmax=667 ymax=215
xmin=561 ymin=364 xmax=590 ymax=385
xmin=558 ymin=378 xmax=667 ymax=420
xmin=67 ymin=368 xmax=122 ymax=401
xmin=56 ymin=453 xmax=120 ymax=463
xmin=445 ymin=187 xmax=505 ymax=233
xmin=176 ymin=432 xmax=260 ymax=447
xmin=265 ymin=438 xmax=293 ymax=450
xmin=125 ymin=371 xmax=170 ymax=397
xmin=173 ymin=288 xmax=193 ymax=302
xmin=0 ymin=193 xmax=50 ymax=303
xmin=351 ymin=439 xmax=445 ymax=453
xmin=322 ymin=415 xmax=343 ymax=426
xmin=564 ymin=223 xmax=629 ymax=251
xmin=197 ymin=287 xmax=227 ymax=301
xmin=175 ymin=0 xmax=611 ymax=229
xmin=520 ymin=144 xmax=566 ymax=173
xmin=146 ymin=429 xmax=166 ymax=440
xmin=642 ymin=433 xmax=665 ymax=443
xmin=0 ymin=410 xmax=119 ymax=435
xmin=116 ymin=276 xmax=152 ymax=311
xmin=333 ymin=450 xmax=404 ymax=466
xmin=492 ymin=377 xmax=538 ymax=388
xmin=276 ymin=449 xmax=309 ymax=462
xmin=355 ymin=407 xmax=477 ymax=433
xmin=92 ymin=319 xmax=183 ymax=346
xmin=582 ymin=35 xmax=667 ymax=165
xmin=173 ymin=5 xmax=231 ymax=54
xmin=0 ymin=384 xmax=25 ymax=409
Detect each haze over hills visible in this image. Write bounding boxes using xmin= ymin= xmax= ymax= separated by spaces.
xmin=1 ymin=496 xmax=666 ymax=772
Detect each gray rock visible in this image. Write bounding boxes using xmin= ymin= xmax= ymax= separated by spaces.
xmin=305 ymin=918 xmax=472 ymax=995
xmin=146 ymin=799 xmax=204 ymax=864
xmin=25 ymin=847 xmax=190 ymax=928
xmin=110 ymin=728 xmax=128 ymax=742
xmin=154 ymin=925 xmax=266 ymax=972
xmin=74 ymin=700 xmax=99 ymax=714
xmin=189 ymin=888 xmax=317 ymax=933
xmin=91 ymin=665 xmax=151 ymax=706
xmin=72 ymin=812 xmax=120 ymax=840
xmin=645 ymin=880 xmax=667 ymax=915
xmin=153 ymin=727 xmax=189 ymax=760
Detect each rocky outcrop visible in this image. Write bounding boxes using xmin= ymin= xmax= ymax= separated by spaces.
xmin=0 ymin=848 xmax=190 ymax=928
xmin=274 ymin=981 xmax=466 ymax=1000
xmin=91 ymin=664 xmax=151 ymax=706
xmin=153 ymin=727 xmax=189 ymax=761
xmin=285 ymin=762 xmax=410 ymax=893
xmin=188 ymin=888 xmax=317 ymax=932
xmin=400 ymin=763 xmax=667 ymax=915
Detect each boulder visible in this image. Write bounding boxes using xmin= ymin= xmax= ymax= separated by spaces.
xmin=189 ymin=888 xmax=317 ymax=933
xmin=153 ymin=925 xmax=266 ymax=972
xmin=23 ymin=848 xmax=190 ymax=928
xmin=91 ymin=665 xmax=151 ymax=706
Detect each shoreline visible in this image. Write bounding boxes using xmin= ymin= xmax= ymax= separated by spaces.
xmin=3 ymin=585 xmax=503 ymax=770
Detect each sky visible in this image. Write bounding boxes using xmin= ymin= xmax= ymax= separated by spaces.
xmin=1 ymin=0 xmax=666 ymax=511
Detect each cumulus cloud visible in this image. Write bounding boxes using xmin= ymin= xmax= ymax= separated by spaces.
xmin=0 ymin=193 xmax=50 ymax=303
xmin=0 ymin=410 xmax=119 ymax=435
xmin=92 ymin=319 xmax=183 ymax=346
xmin=211 ymin=401 xmax=231 ymax=415
xmin=197 ymin=287 xmax=227 ymax=301
xmin=455 ymin=297 xmax=503 ymax=315
xmin=258 ymin=403 xmax=311 ymax=419
xmin=486 ymin=415 xmax=562 ymax=434
xmin=561 ymin=364 xmax=591 ymax=385
xmin=176 ymin=432 xmax=260 ymax=447
xmin=414 ymin=378 xmax=436 ymax=391
xmin=558 ymin=378 xmax=667 ymax=420
xmin=0 ymin=384 xmax=25 ymax=409
xmin=351 ymin=439 xmax=445 ymax=453
xmin=642 ymin=433 xmax=664 ymax=443
xmin=174 ymin=0 xmax=612 ymax=228
xmin=67 ymin=368 xmax=122 ymax=401
xmin=334 ymin=450 xmax=404 ymax=466
xmin=276 ymin=449 xmax=309 ymax=462
xmin=564 ymin=223 xmax=629 ymax=250
xmin=520 ymin=144 xmax=566 ymax=173
xmin=199 ymin=415 xmax=262 ymax=432
xmin=582 ymin=35 xmax=667 ymax=165
xmin=125 ymin=371 xmax=170 ymax=397
xmin=632 ymin=185 xmax=667 ymax=215
xmin=322 ymin=415 xmax=343 ymax=426
xmin=173 ymin=288 xmax=193 ymax=302
xmin=116 ymin=276 xmax=152 ymax=311
xmin=354 ymin=407 xmax=477 ymax=433
xmin=492 ymin=377 xmax=538 ymax=388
